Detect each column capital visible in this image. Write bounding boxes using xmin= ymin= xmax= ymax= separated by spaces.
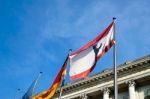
xmin=101 ymin=88 xmax=110 ymax=94
xmin=80 ymin=93 xmax=88 ymax=99
xmin=126 ymin=80 xmax=136 ymax=87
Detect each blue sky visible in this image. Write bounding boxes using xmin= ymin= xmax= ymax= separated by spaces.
xmin=0 ymin=0 xmax=150 ymax=98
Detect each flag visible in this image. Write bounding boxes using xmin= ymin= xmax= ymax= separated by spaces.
xmin=32 ymin=55 xmax=69 ymax=99
xmin=22 ymin=73 xmax=42 ymax=99
xmin=69 ymin=21 xmax=115 ymax=80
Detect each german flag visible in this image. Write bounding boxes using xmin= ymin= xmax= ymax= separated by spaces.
xmin=32 ymin=55 xmax=69 ymax=99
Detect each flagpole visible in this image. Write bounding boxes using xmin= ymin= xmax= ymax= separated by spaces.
xmin=58 ymin=49 xmax=72 ymax=99
xmin=31 ymin=72 xmax=43 ymax=98
xmin=58 ymin=79 xmax=64 ymax=99
xmin=14 ymin=88 xmax=20 ymax=99
xmin=113 ymin=17 xmax=118 ymax=99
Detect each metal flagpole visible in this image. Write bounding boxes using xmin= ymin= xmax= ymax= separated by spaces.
xmin=31 ymin=72 xmax=43 ymax=99
xmin=113 ymin=17 xmax=118 ymax=99
xmin=14 ymin=88 xmax=20 ymax=99
xmin=58 ymin=79 xmax=64 ymax=99
xmin=58 ymin=49 xmax=72 ymax=99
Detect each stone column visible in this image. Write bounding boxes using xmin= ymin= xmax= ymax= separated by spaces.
xmin=128 ymin=81 xmax=136 ymax=99
xmin=103 ymin=88 xmax=110 ymax=99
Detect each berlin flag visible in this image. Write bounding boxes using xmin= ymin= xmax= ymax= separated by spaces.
xmin=69 ymin=21 xmax=115 ymax=80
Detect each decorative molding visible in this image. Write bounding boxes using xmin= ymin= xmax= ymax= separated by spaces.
xmin=54 ymin=55 xmax=150 ymax=98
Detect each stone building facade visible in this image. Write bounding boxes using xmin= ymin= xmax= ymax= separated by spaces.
xmin=54 ymin=55 xmax=150 ymax=99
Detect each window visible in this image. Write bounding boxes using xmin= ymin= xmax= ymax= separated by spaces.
xmin=123 ymin=96 xmax=128 ymax=99
xmin=144 ymin=90 xmax=150 ymax=99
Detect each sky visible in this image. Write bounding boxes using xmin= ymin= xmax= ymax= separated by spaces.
xmin=0 ymin=0 xmax=150 ymax=98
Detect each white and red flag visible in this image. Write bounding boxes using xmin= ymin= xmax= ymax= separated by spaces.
xmin=69 ymin=21 xmax=115 ymax=80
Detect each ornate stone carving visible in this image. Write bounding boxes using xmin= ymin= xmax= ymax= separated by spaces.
xmin=103 ymin=88 xmax=110 ymax=94
xmin=80 ymin=93 xmax=88 ymax=99
xmin=125 ymin=80 xmax=136 ymax=87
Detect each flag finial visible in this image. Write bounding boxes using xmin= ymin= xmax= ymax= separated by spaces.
xmin=40 ymin=72 xmax=43 ymax=74
xmin=69 ymin=49 xmax=72 ymax=52
xmin=113 ymin=17 xmax=116 ymax=21
xmin=69 ymin=49 xmax=72 ymax=55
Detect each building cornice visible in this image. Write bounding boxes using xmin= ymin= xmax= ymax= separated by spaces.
xmin=54 ymin=55 xmax=150 ymax=98
xmin=63 ymin=55 xmax=150 ymax=90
